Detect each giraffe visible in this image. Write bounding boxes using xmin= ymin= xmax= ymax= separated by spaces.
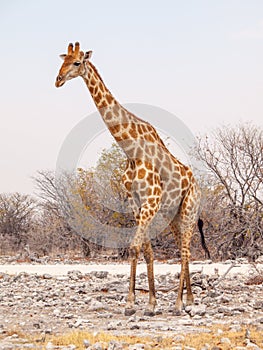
xmin=55 ymin=42 xmax=210 ymax=316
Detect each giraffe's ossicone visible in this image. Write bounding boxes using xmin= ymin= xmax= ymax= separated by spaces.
xmin=55 ymin=42 xmax=210 ymax=316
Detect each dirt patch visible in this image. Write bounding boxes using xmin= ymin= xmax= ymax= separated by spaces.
xmin=0 ymin=259 xmax=263 ymax=349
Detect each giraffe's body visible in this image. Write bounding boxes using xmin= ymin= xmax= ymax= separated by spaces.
xmin=55 ymin=42 xmax=209 ymax=315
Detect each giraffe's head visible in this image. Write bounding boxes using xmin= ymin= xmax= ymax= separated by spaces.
xmin=55 ymin=42 xmax=92 ymax=87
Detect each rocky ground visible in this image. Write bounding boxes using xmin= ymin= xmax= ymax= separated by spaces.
xmin=0 ymin=257 xmax=263 ymax=349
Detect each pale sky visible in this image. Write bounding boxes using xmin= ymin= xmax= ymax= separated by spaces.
xmin=0 ymin=0 xmax=263 ymax=194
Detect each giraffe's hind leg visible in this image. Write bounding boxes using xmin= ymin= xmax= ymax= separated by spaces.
xmin=185 ymin=260 xmax=194 ymax=306
xmin=174 ymin=233 xmax=193 ymax=314
xmin=170 ymin=215 xmax=195 ymax=315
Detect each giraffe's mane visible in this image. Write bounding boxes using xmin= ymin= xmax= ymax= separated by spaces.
xmin=87 ymin=60 xmax=171 ymax=155
xmin=87 ymin=61 xmax=105 ymax=85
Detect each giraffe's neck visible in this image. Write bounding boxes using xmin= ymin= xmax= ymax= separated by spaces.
xmin=81 ymin=61 xmax=167 ymax=160
xmin=82 ymin=61 xmax=126 ymax=123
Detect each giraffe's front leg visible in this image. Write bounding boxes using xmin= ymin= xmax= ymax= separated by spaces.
xmin=125 ymin=191 xmax=140 ymax=316
xmin=125 ymin=171 xmax=161 ymax=316
xmin=125 ymin=244 xmax=140 ymax=316
xmin=143 ymin=240 xmax=156 ymax=316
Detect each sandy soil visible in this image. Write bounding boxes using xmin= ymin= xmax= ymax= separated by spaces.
xmin=0 ymin=261 xmax=255 ymax=276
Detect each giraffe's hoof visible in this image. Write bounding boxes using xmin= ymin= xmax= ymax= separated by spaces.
xmin=172 ymin=308 xmax=182 ymax=316
xmin=144 ymin=309 xmax=155 ymax=317
xmin=186 ymin=296 xmax=194 ymax=306
xmin=173 ymin=300 xmax=183 ymax=316
xmin=124 ymin=308 xmax=136 ymax=316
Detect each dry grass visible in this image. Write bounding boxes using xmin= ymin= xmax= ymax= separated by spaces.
xmin=49 ymin=331 xmax=152 ymax=348
xmin=44 ymin=325 xmax=263 ymax=349
xmin=1 ymin=325 xmax=262 ymax=349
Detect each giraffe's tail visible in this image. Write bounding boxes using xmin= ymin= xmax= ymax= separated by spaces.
xmin=198 ymin=218 xmax=211 ymax=260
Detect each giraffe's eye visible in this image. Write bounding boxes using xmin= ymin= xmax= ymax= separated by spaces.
xmin=73 ymin=62 xmax=81 ymax=66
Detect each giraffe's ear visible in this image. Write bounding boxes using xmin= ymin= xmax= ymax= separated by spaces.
xmin=84 ymin=51 xmax=93 ymax=61
xmin=59 ymin=54 xmax=67 ymax=60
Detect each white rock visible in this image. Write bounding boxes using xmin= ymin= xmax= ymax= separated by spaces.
xmin=220 ymin=337 xmax=231 ymax=344
xmin=173 ymin=335 xmax=185 ymax=342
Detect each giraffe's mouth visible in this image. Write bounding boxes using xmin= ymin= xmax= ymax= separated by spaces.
xmin=55 ymin=75 xmax=65 ymax=88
